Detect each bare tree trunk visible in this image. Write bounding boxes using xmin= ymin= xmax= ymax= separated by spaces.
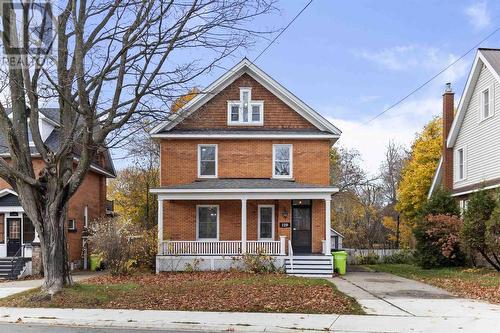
xmin=16 ymin=168 xmax=74 ymax=295
xmin=40 ymin=210 xmax=71 ymax=294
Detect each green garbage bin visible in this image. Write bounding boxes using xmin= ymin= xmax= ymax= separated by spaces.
xmin=332 ymin=251 xmax=347 ymax=275
xmin=90 ymin=254 xmax=101 ymax=271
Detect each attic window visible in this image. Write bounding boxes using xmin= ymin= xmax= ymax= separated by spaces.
xmin=480 ymin=86 xmax=494 ymax=120
xmin=227 ymin=88 xmax=264 ymax=125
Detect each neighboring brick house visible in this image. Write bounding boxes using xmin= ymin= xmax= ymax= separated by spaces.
xmin=429 ymin=48 xmax=500 ymax=210
xmin=150 ymin=59 xmax=342 ymax=276
xmin=0 ymin=108 xmax=115 ymax=275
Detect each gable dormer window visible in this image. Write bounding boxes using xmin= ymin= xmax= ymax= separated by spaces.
xmin=227 ymin=87 xmax=264 ymax=125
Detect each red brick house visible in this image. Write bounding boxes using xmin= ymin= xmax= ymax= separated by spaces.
xmin=0 ymin=108 xmax=115 ymax=278
xmin=429 ymin=49 xmax=500 ymax=211
xmin=150 ymin=59 xmax=341 ymax=276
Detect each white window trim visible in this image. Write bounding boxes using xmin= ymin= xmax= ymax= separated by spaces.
xmin=455 ymin=146 xmax=467 ymax=182
xmin=197 ymin=144 xmax=218 ymax=178
xmin=258 ymin=204 xmax=275 ymax=240
xmin=196 ymin=205 xmax=219 ymax=241
xmin=480 ymin=85 xmax=495 ymax=122
xmin=227 ymin=87 xmax=264 ymax=126
xmin=68 ymin=219 xmax=76 ymax=231
xmin=272 ymin=144 xmax=293 ymax=179
xmin=250 ymin=101 xmax=264 ymax=124
xmin=459 ymin=200 xmax=468 ymax=217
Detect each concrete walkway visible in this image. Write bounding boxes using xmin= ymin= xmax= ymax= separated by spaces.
xmin=0 ymin=272 xmax=98 ymax=299
xmin=330 ymin=271 xmax=500 ymax=318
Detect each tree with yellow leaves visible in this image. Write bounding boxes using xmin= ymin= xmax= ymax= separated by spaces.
xmin=108 ymin=167 xmax=159 ymax=229
xmin=396 ymin=118 xmax=442 ymax=226
xmin=382 ymin=216 xmax=412 ymax=248
xmin=171 ymin=87 xmax=200 ymax=113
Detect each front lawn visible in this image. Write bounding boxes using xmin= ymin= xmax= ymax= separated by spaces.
xmin=365 ymin=264 xmax=499 ymax=304
xmin=0 ymin=272 xmax=363 ymax=314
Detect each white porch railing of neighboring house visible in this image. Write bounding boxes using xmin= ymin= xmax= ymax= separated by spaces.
xmin=160 ymin=237 xmax=286 ymax=256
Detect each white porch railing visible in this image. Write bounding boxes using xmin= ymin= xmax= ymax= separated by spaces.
xmin=246 ymin=240 xmax=281 ymax=255
xmin=161 ymin=239 xmax=285 ymax=256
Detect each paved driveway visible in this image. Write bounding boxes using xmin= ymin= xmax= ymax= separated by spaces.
xmin=330 ymin=271 xmax=500 ymax=318
xmin=0 ymin=272 xmax=99 ymax=299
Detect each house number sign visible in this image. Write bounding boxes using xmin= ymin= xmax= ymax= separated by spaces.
xmin=280 ymin=222 xmax=290 ymax=228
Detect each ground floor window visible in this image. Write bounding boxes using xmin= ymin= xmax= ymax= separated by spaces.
xmin=258 ymin=205 xmax=274 ymax=240
xmin=22 ymin=214 xmax=35 ymax=243
xmin=0 ymin=218 xmax=4 ymax=244
xmin=68 ymin=219 xmax=77 ymax=232
xmin=197 ymin=205 xmax=219 ymax=240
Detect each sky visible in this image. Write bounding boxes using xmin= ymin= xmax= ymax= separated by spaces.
xmin=116 ymin=0 xmax=500 ymax=175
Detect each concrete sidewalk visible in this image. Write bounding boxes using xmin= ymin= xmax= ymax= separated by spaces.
xmin=0 ymin=307 xmax=498 ymax=333
xmin=0 ymin=272 xmax=99 ymax=299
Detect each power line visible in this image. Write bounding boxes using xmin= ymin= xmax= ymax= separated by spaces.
xmin=253 ymin=0 xmax=314 ymax=63
xmin=364 ymin=26 xmax=500 ymax=124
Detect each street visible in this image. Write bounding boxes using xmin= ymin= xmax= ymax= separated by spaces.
xmin=0 ymin=323 xmax=205 ymax=333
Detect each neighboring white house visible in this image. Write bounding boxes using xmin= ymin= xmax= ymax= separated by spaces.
xmin=429 ymin=48 xmax=500 ymax=202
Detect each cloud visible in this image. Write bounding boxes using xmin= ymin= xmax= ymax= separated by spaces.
xmin=464 ymin=1 xmax=491 ymax=30
xmin=354 ymin=45 xmax=469 ymax=82
xmin=355 ymin=45 xmax=420 ymax=71
xmin=328 ymin=96 xmax=444 ymax=176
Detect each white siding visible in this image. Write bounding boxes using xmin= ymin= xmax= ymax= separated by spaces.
xmin=454 ymin=64 xmax=500 ymax=189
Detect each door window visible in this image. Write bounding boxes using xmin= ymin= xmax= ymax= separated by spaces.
xmin=8 ymin=219 xmax=20 ymax=239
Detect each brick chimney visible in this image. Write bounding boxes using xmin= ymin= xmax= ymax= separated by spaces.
xmin=442 ymin=83 xmax=454 ymax=192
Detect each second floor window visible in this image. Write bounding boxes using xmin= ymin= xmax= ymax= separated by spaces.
xmin=227 ymin=87 xmax=263 ymax=125
xmin=480 ymin=86 xmax=494 ymax=120
xmin=198 ymin=144 xmax=217 ymax=178
xmin=273 ymin=144 xmax=292 ymax=178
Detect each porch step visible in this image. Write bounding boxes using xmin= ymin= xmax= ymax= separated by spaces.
xmin=284 ymin=255 xmax=333 ymax=278
xmin=0 ymin=258 xmax=29 ymax=280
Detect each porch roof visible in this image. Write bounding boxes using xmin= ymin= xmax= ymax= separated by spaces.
xmin=151 ymin=178 xmax=339 ymax=200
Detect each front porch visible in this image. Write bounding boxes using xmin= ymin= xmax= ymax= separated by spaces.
xmin=152 ymin=179 xmax=338 ymax=275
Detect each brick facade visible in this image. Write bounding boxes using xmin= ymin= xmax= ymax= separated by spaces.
xmin=160 ymin=139 xmax=330 ymax=186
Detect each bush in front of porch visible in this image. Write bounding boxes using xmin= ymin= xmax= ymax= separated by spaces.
xmin=87 ymin=217 xmax=157 ymax=275
xmin=0 ymin=271 xmax=363 ymax=314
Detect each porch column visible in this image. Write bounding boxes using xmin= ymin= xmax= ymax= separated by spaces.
xmin=324 ymin=197 xmax=332 ymax=255
xmin=157 ymin=199 xmax=164 ymax=255
xmin=241 ymin=198 xmax=247 ymax=254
